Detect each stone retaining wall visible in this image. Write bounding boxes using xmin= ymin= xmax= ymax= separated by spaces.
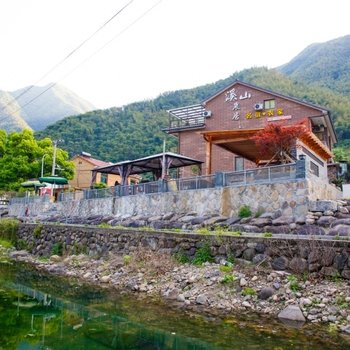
xmin=10 ymin=178 xmax=341 ymax=220
xmin=17 ymin=224 xmax=350 ymax=279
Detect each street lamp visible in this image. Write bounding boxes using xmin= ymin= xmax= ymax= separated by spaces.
xmin=41 ymin=154 xmax=48 ymax=177
xmin=51 ymin=139 xmax=63 ymax=176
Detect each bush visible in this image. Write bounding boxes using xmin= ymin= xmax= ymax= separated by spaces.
xmin=239 ymin=205 xmax=252 ymax=218
xmin=0 ymin=218 xmax=19 ymax=244
xmin=192 ymin=243 xmax=214 ymax=265
xmin=174 ymin=249 xmax=190 ymax=264
xmin=51 ymin=242 xmax=63 ymax=256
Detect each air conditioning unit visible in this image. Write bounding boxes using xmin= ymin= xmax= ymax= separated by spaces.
xmin=254 ymin=103 xmax=264 ymax=111
xmin=202 ymin=110 xmax=212 ymax=117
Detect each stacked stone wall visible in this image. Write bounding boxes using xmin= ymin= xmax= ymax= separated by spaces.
xmin=17 ymin=224 xmax=350 ymax=279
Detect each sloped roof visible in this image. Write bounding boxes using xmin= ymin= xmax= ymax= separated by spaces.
xmin=72 ymin=154 xmax=113 ymax=168
xmin=203 ymin=80 xmax=329 ymax=113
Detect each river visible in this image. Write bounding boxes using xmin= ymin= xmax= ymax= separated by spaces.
xmin=0 ymin=262 xmax=349 ymax=349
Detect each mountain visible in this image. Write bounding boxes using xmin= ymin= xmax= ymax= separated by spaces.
xmin=35 ymin=66 xmax=350 ymax=163
xmin=0 ymin=84 xmax=95 ymax=132
xmin=279 ymin=35 xmax=350 ymax=96
xmin=0 ymin=91 xmax=31 ymax=131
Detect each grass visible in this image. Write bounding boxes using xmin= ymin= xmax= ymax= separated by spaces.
xmin=0 ymin=218 xmax=19 ymax=244
xmin=0 ymin=239 xmax=13 ymax=249
xmin=221 ymin=274 xmax=237 ymax=284
xmin=241 ymin=287 xmax=256 ymax=296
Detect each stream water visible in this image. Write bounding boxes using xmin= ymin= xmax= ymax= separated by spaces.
xmin=0 ymin=262 xmax=349 ymax=349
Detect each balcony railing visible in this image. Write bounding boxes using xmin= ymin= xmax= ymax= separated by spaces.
xmin=11 ymin=162 xmax=304 ymax=205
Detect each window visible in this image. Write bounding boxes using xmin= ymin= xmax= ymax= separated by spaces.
xmin=310 ymin=162 xmax=319 ymax=177
xmin=264 ymin=99 xmax=275 ymax=109
xmin=234 ymin=156 xmax=244 ymax=171
xmin=101 ymin=174 xmax=108 ymax=184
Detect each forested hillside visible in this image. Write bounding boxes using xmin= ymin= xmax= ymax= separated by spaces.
xmin=279 ymin=35 xmax=350 ymax=96
xmin=36 ymin=67 xmax=350 ymax=163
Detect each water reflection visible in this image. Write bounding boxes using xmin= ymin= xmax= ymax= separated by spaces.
xmin=0 ymin=263 xmax=349 ymax=350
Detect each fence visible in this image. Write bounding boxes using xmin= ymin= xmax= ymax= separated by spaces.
xmin=11 ymin=162 xmax=302 ymax=204
xmin=223 ymin=163 xmax=296 ymax=186
xmin=9 ymin=194 xmax=50 ymax=205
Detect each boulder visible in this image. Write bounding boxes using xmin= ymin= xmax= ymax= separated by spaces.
xmin=263 ymin=225 xmax=291 ymax=234
xmin=272 ymin=216 xmax=294 ymax=226
xmin=333 ymin=253 xmax=348 ymax=270
xmin=271 ymin=256 xmax=289 ymax=271
xmin=295 ymin=225 xmax=325 ymax=236
xmin=258 ymin=287 xmax=274 ymax=300
xmin=289 ymin=257 xmax=307 ymax=273
xmin=242 ymin=248 xmax=256 ymax=261
xmin=196 ymin=294 xmax=208 ymax=305
xmin=278 ymin=305 xmax=306 ymax=322
xmin=328 ymin=225 xmax=350 ymax=236
xmin=317 ymin=216 xmax=337 ymax=227
xmin=330 ymin=218 xmax=350 ymax=227
xmin=309 ymin=200 xmax=338 ymax=212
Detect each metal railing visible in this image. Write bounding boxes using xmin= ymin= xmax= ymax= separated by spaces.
xmin=223 ymin=163 xmax=296 ymax=187
xmin=11 ymin=163 xmax=301 ymax=204
xmin=9 ymin=194 xmax=51 ymax=205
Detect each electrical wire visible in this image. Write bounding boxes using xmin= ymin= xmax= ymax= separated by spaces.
xmin=0 ymin=0 xmax=134 ymax=113
xmin=0 ymin=0 xmax=163 ymax=125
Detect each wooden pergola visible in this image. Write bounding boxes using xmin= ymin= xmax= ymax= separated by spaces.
xmin=92 ymin=152 xmax=203 ymax=185
xmin=202 ymin=128 xmax=333 ymax=175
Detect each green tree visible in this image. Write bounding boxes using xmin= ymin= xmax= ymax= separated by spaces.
xmin=0 ymin=130 xmax=74 ymax=190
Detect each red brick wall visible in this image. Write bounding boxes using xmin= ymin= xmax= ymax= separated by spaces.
xmin=177 ymin=83 xmax=326 ymax=176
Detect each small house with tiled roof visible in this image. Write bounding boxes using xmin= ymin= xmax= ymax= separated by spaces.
xmin=69 ymin=152 xmax=139 ymax=189
xmin=165 ymin=80 xmax=336 ymax=181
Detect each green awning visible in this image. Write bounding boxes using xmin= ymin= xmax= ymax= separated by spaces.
xmin=39 ymin=176 xmax=68 ymax=185
xmin=21 ymin=181 xmax=47 ymax=188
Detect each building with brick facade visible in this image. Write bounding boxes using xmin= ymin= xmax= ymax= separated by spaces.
xmin=165 ymin=81 xmax=336 ymax=180
xmin=69 ymin=152 xmax=140 ymax=189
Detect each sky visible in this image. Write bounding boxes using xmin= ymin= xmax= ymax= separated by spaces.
xmin=0 ymin=0 xmax=349 ymax=109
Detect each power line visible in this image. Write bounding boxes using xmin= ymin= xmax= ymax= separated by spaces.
xmin=0 ymin=0 xmax=163 ymax=125
xmin=0 ymin=0 xmax=134 ymax=113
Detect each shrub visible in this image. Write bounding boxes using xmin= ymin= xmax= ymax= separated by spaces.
xmin=33 ymin=224 xmax=43 ymax=238
xmin=238 ymin=205 xmax=252 ymax=218
xmin=287 ymin=274 xmax=301 ymax=292
xmin=174 ymin=249 xmax=190 ymax=264
xmin=0 ymin=218 xmax=19 ymax=244
xmin=123 ymin=255 xmax=132 ymax=265
xmin=192 ymin=243 xmax=214 ymax=265
xmin=219 ymin=265 xmax=232 ymax=273
xmin=221 ymin=274 xmax=237 ymax=284
xmin=51 ymin=242 xmax=63 ymax=256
